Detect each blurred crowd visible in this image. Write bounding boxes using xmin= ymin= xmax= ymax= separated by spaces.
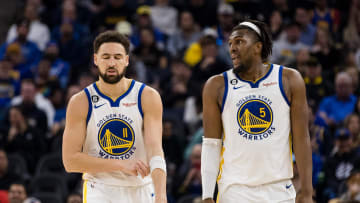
xmin=0 ymin=0 xmax=359 ymax=202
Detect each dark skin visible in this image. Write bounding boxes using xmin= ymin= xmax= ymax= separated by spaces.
xmin=202 ymin=29 xmax=313 ymax=203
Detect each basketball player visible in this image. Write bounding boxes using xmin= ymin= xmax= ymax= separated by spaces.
xmin=62 ymin=31 xmax=167 ymax=203
xmin=201 ymin=20 xmax=313 ymax=203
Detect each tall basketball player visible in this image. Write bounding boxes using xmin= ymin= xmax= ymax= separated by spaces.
xmin=62 ymin=31 xmax=167 ymax=203
xmin=201 ymin=20 xmax=313 ymax=203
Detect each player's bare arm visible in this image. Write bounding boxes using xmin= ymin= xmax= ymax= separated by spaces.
xmin=202 ymin=74 xmax=225 ymax=203
xmin=142 ymin=86 xmax=167 ymax=203
xmin=203 ymin=74 xmax=225 ymax=140
xmin=283 ymin=68 xmax=313 ymax=203
xmin=62 ymin=91 xmax=149 ymax=176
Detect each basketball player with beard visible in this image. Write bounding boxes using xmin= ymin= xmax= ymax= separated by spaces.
xmin=62 ymin=31 xmax=167 ymax=203
xmin=201 ymin=20 xmax=313 ymax=203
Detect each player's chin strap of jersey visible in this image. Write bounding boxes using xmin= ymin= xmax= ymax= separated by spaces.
xmin=201 ymin=137 xmax=222 ymax=200
xmin=150 ymin=156 xmax=167 ymax=174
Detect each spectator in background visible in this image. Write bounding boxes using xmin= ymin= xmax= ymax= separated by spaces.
xmin=43 ymin=41 xmax=70 ymax=89
xmin=0 ymin=149 xmax=21 ymax=190
xmin=166 ymin=10 xmax=201 ymax=58
xmin=316 ymin=72 xmax=356 ymax=128
xmin=312 ymin=0 xmax=340 ymax=34
xmin=343 ymin=0 xmax=360 ymax=51
xmin=175 ymin=144 xmax=202 ymax=198
xmin=345 ymin=114 xmax=360 ymax=150
xmin=269 ymin=10 xmax=284 ymax=42
xmin=215 ymin=3 xmax=235 ymax=67
xmin=0 ymin=18 xmax=42 ymax=78
xmin=311 ymin=27 xmax=340 ymax=81
xmin=162 ymin=59 xmax=191 ymax=110
xmin=271 ymin=21 xmax=308 ymax=66
xmin=323 ymin=128 xmax=360 ymax=201
xmin=6 ymin=2 xmax=50 ymax=51
xmin=130 ymin=5 xmax=165 ymax=50
xmin=8 ymin=182 xmax=27 ymax=203
xmin=93 ymin=0 xmax=134 ymax=31
xmin=0 ymin=59 xmax=20 ymax=111
xmin=51 ymin=1 xmax=90 ymax=71
xmin=151 ymin=0 xmax=178 ymax=36
xmin=132 ymin=27 xmax=168 ymax=84
xmin=295 ymin=6 xmax=317 ymax=46
xmin=11 ymin=79 xmax=51 ymax=132
xmin=292 ymin=48 xmax=310 ymax=74
xmin=4 ymin=106 xmax=46 ymax=174
xmin=346 ymin=67 xmax=359 ymax=95
xmin=188 ymin=32 xmax=229 ymax=96
xmin=338 ymin=170 xmax=360 ymax=201
xmin=304 ymin=56 xmax=333 ymax=110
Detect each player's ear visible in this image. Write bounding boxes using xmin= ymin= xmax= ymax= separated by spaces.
xmin=125 ymin=55 xmax=129 ymax=67
xmin=254 ymin=42 xmax=262 ymax=56
xmin=94 ymin=53 xmax=98 ymax=66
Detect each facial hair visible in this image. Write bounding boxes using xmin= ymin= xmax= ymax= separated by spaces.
xmin=99 ymin=67 xmax=125 ymax=84
xmin=233 ymin=63 xmax=251 ymax=75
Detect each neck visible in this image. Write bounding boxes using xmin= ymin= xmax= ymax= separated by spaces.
xmin=97 ymin=77 xmax=131 ymax=100
xmin=236 ymin=60 xmax=269 ymax=82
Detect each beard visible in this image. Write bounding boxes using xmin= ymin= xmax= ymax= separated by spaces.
xmin=99 ymin=67 xmax=125 ymax=84
xmin=233 ymin=63 xmax=251 ymax=75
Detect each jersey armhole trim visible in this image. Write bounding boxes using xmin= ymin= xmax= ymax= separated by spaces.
xmin=84 ymin=88 xmax=92 ymax=126
xmin=279 ymin=66 xmax=290 ymax=106
xmin=221 ymin=72 xmax=228 ymax=113
xmin=138 ymin=83 xmax=146 ymax=118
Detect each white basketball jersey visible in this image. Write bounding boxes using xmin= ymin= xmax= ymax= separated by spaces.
xmin=219 ymin=64 xmax=293 ymax=187
xmin=82 ymin=80 xmax=152 ymax=186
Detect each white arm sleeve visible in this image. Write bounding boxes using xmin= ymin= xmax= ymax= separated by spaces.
xmin=201 ymin=137 xmax=222 ymax=200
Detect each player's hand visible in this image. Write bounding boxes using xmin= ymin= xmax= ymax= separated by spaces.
xmin=203 ymin=198 xmax=215 ymax=203
xmin=120 ymin=160 xmax=149 ymax=177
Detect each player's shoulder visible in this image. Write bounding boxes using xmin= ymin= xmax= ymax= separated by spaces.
xmin=204 ymin=73 xmax=226 ymax=90
xmin=281 ymin=66 xmax=303 ymax=80
xmin=67 ymin=90 xmax=89 ymax=114
xmin=141 ymin=84 xmax=160 ymax=99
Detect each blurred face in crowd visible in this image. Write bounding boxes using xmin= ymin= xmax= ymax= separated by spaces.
xmin=286 ymin=25 xmax=301 ymax=44
xmin=140 ymin=28 xmax=155 ymax=47
xmin=180 ymin=11 xmax=194 ymax=31
xmin=8 ymin=184 xmax=27 ymax=203
xmin=24 ymin=4 xmax=38 ymax=21
xmin=21 ymin=81 xmax=36 ymax=104
xmin=94 ymin=42 xmax=129 ymax=84
xmin=16 ymin=22 xmax=29 ymax=42
xmin=335 ymin=72 xmax=353 ymax=100
xmin=62 ymin=1 xmax=77 ymax=22
xmin=163 ymin=121 xmax=172 ymax=138
xmin=67 ymin=194 xmax=82 ymax=203
xmin=347 ymin=114 xmax=360 ymax=136
xmin=0 ymin=150 xmax=8 ymax=175
xmin=270 ymin=10 xmax=282 ymax=28
xmin=315 ymin=28 xmax=329 ymax=46
xmin=0 ymin=60 xmax=13 ymax=80
xmin=295 ymin=8 xmax=310 ymax=27
xmin=190 ymin=144 xmax=202 ymax=169
xmin=305 ymin=63 xmax=322 ymax=80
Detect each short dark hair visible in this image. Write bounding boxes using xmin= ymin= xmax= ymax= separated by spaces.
xmin=93 ymin=31 xmax=130 ymax=54
xmin=232 ymin=19 xmax=273 ymax=62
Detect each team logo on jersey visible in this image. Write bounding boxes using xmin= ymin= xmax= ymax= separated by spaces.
xmin=237 ymin=96 xmax=275 ymax=140
xmin=97 ymin=118 xmax=135 ymax=157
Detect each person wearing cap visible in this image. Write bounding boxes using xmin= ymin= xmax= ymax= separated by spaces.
xmin=323 ymin=128 xmax=360 ymax=201
xmin=303 ymin=56 xmax=333 ymax=110
xmin=201 ymin=19 xmax=313 ymax=202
